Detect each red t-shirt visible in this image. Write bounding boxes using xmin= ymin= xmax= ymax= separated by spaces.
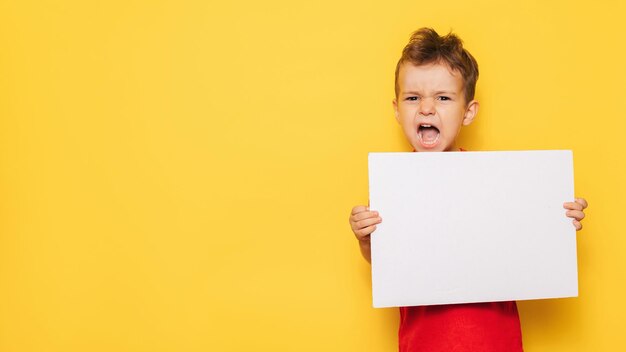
xmin=399 ymin=148 xmax=523 ymax=352
xmin=399 ymin=302 xmax=523 ymax=351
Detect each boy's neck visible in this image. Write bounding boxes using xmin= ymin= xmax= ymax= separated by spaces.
xmin=412 ymin=147 xmax=465 ymax=152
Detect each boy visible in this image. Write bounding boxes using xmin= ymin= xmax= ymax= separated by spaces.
xmin=348 ymin=28 xmax=588 ymax=352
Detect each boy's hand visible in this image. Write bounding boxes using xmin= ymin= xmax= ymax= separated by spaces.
xmin=349 ymin=205 xmax=382 ymax=263
xmin=564 ymin=198 xmax=588 ymax=231
xmin=349 ymin=206 xmax=382 ymax=241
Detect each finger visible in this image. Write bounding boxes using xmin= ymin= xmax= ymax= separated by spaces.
xmin=351 ymin=210 xmax=379 ymax=222
xmin=356 ymin=224 xmax=377 ymax=241
xmin=354 ymin=216 xmax=382 ymax=231
xmin=563 ymin=202 xmax=583 ymax=211
xmin=351 ymin=205 xmax=369 ymax=215
xmin=575 ymin=198 xmax=588 ymax=210
xmin=573 ymin=219 xmax=582 ymax=231
xmin=566 ymin=210 xmax=585 ymax=221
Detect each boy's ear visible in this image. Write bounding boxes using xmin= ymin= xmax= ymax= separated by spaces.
xmin=462 ymin=100 xmax=479 ymax=126
xmin=392 ymin=99 xmax=399 ymax=122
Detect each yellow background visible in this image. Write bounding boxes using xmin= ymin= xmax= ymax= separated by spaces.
xmin=1 ymin=0 xmax=624 ymax=351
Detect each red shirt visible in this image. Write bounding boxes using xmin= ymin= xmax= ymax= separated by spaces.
xmin=399 ymin=302 xmax=523 ymax=351
xmin=399 ymin=148 xmax=523 ymax=352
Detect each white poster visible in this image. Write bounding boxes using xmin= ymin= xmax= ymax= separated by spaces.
xmin=368 ymin=150 xmax=577 ymax=308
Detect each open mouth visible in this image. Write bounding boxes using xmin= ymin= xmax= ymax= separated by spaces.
xmin=417 ymin=124 xmax=440 ymax=147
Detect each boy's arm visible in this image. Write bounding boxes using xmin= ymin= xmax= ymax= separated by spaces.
xmin=564 ymin=198 xmax=588 ymax=231
xmin=349 ymin=205 xmax=382 ymax=263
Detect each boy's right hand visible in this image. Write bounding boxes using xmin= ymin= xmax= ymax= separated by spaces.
xmin=349 ymin=206 xmax=382 ymax=242
xmin=349 ymin=206 xmax=382 ymax=263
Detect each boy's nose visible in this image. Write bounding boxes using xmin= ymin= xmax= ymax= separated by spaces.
xmin=418 ymin=98 xmax=435 ymax=116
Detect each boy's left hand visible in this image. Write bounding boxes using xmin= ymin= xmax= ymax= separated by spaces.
xmin=564 ymin=198 xmax=588 ymax=231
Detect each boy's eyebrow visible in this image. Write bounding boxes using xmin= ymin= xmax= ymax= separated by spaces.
xmin=402 ymin=90 xmax=458 ymax=96
xmin=434 ymin=90 xmax=457 ymax=96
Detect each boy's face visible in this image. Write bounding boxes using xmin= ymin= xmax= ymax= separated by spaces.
xmin=393 ymin=62 xmax=479 ymax=152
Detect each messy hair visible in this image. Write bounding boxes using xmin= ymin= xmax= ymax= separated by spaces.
xmin=394 ymin=28 xmax=479 ymax=102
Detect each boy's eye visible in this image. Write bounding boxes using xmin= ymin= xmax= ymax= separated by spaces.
xmin=406 ymin=96 xmax=418 ymax=101
xmin=437 ymin=96 xmax=451 ymax=101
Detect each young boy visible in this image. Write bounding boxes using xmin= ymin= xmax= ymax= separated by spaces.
xmin=348 ymin=28 xmax=588 ymax=352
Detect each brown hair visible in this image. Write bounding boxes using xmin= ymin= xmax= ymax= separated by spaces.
xmin=394 ymin=28 xmax=479 ymax=103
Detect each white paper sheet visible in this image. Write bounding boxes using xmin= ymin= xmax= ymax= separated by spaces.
xmin=368 ymin=150 xmax=577 ymax=308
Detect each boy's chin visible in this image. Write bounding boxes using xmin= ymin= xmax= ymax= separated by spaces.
xmin=412 ymin=141 xmax=450 ymax=152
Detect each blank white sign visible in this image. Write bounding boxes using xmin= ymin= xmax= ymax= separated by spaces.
xmin=368 ymin=150 xmax=577 ymax=308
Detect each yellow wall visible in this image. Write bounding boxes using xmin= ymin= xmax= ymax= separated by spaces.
xmin=1 ymin=0 xmax=624 ymax=351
